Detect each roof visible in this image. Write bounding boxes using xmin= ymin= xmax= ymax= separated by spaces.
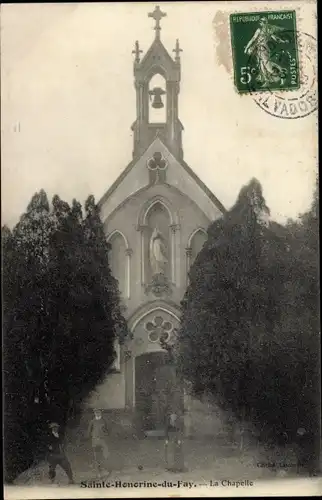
xmin=98 ymin=157 xmax=135 ymax=209
xmin=180 ymin=158 xmax=226 ymax=214
xmin=137 ymin=38 xmax=178 ymax=77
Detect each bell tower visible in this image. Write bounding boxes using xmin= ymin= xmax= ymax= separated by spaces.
xmin=131 ymin=6 xmax=184 ymax=160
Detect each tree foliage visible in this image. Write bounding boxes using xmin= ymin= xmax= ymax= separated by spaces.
xmin=3 ymin=190 xmax=128 ymax=482
xmin=178 ymin=177 xmax=319 ymax=454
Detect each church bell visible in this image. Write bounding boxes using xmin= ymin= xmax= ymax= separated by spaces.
xmin=149 ymin=87 xmax=166 ymax=109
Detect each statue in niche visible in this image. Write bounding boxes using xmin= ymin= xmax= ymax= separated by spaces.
xmin=150 ymin=227 xmax=168 ymax=276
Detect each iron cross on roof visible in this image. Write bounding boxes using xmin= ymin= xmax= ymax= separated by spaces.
xmin=132 ymin=41 xmax=143 ymax=63
xmin=173 ymin=39 xmax=183 ymax=61
xmin=148 ymin=5 xmax=167 ymax=38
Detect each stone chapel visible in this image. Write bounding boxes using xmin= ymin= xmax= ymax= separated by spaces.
xmin=88 ymin=6 xmax=225 ymax=435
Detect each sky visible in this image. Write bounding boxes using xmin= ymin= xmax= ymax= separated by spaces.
xmin=1 ymin=1 xmax=317 ymax=228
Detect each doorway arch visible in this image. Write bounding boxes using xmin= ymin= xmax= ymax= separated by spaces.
xmin=125 ymin=303 xmax=183 ymax=434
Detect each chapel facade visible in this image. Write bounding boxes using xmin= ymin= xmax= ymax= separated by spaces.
xmin=92 ymin=6 xmax=225 ymax=433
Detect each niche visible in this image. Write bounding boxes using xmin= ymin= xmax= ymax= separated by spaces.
xmin=108 ymin=232 xmax=127 ymax=296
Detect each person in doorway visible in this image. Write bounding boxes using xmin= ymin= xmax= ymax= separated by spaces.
xmin=47 ymin=422 xmax=74 ymax=484
xmin=296 ymin=427 xmax=319 ymax=477
xmin=87 ymin=409 xmax=110 ymax=477
xmin=164 ymin=410 xmax=184 ymax=472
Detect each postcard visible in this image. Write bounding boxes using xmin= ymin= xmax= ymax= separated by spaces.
xmin=2 ymin=2 xmax=319 ymax=498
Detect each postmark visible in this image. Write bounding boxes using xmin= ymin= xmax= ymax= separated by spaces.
xmin=250 ymin=31 xmax=318 ymax=119
xmin=230 ymin=11 xmax=300 ymax=94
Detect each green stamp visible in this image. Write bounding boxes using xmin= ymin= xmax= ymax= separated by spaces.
xmin=230 ymin=11 xmax=300 ymax=93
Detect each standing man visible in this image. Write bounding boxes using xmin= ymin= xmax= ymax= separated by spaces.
xmin=47 ymin=422 xmax=74 ymax=484
xmin=87 ymin=409 xmax=110 ymax=477
xmin=296 ymin=426 xmax=319 ymax=477
xmin=164 ymin=410 xmax=184 ymax=472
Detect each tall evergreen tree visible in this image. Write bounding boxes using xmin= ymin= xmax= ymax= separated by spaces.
xmin=277 ymin=175 xmax=320 ymax=461
xmin=178 ymin=178 xmax=319 ymax=459
xmin=3 ymin=191 xmax=128 ymax=482
xmin=3 ymin=190 xmax=54 ymax=481
xmin=46 ymin=195 xmax=128 ymax=420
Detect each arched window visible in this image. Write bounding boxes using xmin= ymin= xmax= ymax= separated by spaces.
xmin=108 ymin=231 xmax=128 ymax=297
xmin=190 ymin=229 xmax=207 ymax=266
xmin=148 ymin=74 xmax=167 ymax=124
xmin=186 ymin=229 xmax=207 ymax=277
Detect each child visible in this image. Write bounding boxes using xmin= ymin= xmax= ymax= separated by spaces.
xmin=47 ymin=422 xmax=74 ymax=484
xmin=87 ymin=409 xmax=110 ymax=477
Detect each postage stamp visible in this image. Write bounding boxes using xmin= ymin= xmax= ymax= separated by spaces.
xmin=230 ymin=11 xmax=300 ymax=93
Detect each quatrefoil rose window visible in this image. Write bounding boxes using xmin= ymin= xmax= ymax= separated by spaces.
xmin=144 ymin=315 xmax=173 ymax=343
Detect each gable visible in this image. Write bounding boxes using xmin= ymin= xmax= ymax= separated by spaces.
xmin=99 ymin=138 xmax=225 ymax=223
xmin=137 ymin=39 xmax=179 ymax=81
